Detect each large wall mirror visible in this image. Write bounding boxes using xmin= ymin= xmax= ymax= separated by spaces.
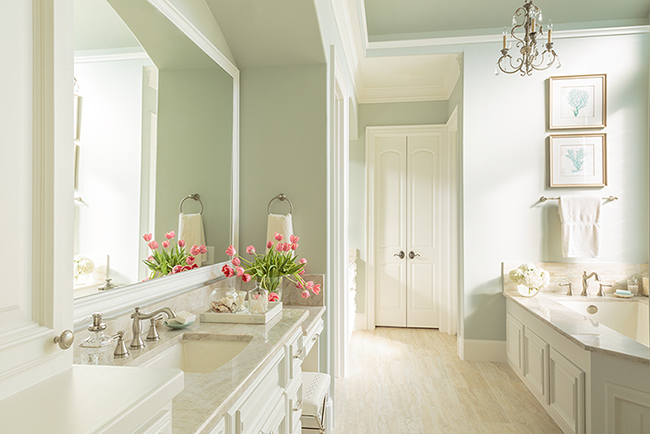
xmin=72 ymin=0 xmax=239 ymax=325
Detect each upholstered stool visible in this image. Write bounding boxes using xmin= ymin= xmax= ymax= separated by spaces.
xmin=301 ymin=372 xmax=330 ymax=433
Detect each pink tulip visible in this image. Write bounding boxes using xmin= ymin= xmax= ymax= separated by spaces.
xmin=299 ymin=258 xmax=307 ymax=264
xmin=274 ymin=232 xmax=284 ymax=241
xmin=275 ymin=243 xmax=284 ymax=252
xmin=246 ymin=245 xmax=256 ymax=255
xmin=312 ymin=284 xmax=321 ymax=295
xmin=267 ymin=241 xmax=273 ymax=249
xmin=301 ymin=290 xmax=310 ymax=299
xmin=191 ymin=264 xmax=199 ymax=269
xmin=298 ymin=269 xmax=305 ymax=276
xmin=242 ymin=273 xmax=251 ymax=282
xmin=235 ymin=266 xmax=245 ymax=277
xmin=191 ymin=245 xmax=201 ymax=256
xmin=291 ymin=243 xmax=298 ymax=250
xmin=162 ymin=240 xmax=170 ymax=248
xmin=290 ymin=235 xmax=300 ymax=243
xmin=199 ymin=245 xmax=207 ymax=254
xmin=178 ymin=239 xmax=186 ymax=248
xmin=306 ymin=281 xmax=314 ymax=290
xmin=232 ymin=257 xmax=241 ymax=266
xmin=182 ymin=265 xmax=192 ymax=272
xmin=147 ymin=256 xmax=154 ymax=262
xmin=143 ymin=233 xmax=153 ymax=242
xmin=165 ymin=231 xmax=175 ymax=240
xmin=148 ymin=241 xmax=159 ymax=250
xmin=221 ymin=264 xmax=235 ymax=277
xmin=268 ymin=292 xmax=279 ymax=302
xmin=295 ymin=281 xmax=304 ymax=289
xmin=172 ymin=265 xmax=183 ymax=274
xmin=283 ymin=243 xmax=291 ymax=252
xmin=225 ymin=245 xmax=236 ymax=256
xmin=186 ymin=256 xmax=196 ymax=266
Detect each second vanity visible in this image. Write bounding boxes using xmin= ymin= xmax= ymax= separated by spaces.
xmin=87 ymin=305 xmax=326 ymax=434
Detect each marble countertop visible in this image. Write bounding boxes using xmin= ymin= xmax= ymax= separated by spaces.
xmin=0 ymin=365 xmax=183 ymax=434
xmin=113 ymin=307 xmax=311 ymax=434
xmin=285 ymin=305 xmax=326 ymax=334
xmin=504 ymin=292 xmax=649 ymax=365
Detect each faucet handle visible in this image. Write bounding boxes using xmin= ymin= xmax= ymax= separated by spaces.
xmin=559 ymin=282 xmax=573 ymax=296
xmin=598 ymin=283 xmax=613 ymax=297
xmin=113 ymin=331 xmax=129 ymax=358
xmin=146 ymin=315 xmax=163 ymax=341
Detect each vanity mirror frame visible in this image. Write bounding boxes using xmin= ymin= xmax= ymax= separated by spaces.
xmin=73 ymin=0 xmax=240 ymax=329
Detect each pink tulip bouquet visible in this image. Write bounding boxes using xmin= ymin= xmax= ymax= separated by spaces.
xmin=222 ymin=233 xmax=321 ymax=301
xmin=142 ymin=231 xmax=206 ymax=279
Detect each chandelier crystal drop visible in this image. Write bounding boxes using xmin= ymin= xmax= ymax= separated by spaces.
xmin=496 ymin=0 xmax=560 ymax=76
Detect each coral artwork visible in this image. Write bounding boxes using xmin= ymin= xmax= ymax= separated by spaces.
xmin=565 ymin=147 xmax=586 ymax=173
xmin=567 ymin=88 xmax=589 ymax=117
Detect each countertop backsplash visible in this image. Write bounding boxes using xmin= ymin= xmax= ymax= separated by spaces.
xmin=502 ymin=261 xmax=649 ymax=295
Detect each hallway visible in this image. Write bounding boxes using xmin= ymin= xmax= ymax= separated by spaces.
xmin=332 ymin=328 xmax=563 ymax=434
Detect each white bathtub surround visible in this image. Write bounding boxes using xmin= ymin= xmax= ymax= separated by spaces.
xmin=506 ymin=292 xmax=649 ymax=434
xmin=558 ymin=195 xmax=602 ymax=258
xmin=502 ymin=261 xmax=649 ymax=296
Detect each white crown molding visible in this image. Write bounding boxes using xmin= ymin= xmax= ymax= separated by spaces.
xmin=74 ymin=51 xmax=150 ymax=63
xmin=358 ymin=83 xmax=451 ymax=104
xmin=365 ymin=25 xmax=650 ymax=50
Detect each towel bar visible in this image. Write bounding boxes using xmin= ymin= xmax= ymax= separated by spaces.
xmin=179 ymin=193 xmax=203 ymax=214
xmin=267 ymin=193 xmax=293 ymax=215
xmin=539 ymin=195 xmax=618 ymax=203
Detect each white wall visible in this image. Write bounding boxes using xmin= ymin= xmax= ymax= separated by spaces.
xmin=462 ymin=33 xmax=650 ymax=342
xmin=74 ymin=57 xmax=152 ymax=285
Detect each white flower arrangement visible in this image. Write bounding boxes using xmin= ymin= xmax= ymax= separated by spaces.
xmin=509 ymin=263 xmax=550 ymax=295
xmin=74 ymin=255 xmax=95 ymax=281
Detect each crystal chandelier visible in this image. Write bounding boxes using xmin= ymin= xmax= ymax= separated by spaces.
xmin=496 ymin=0 xmax=560 ymax=76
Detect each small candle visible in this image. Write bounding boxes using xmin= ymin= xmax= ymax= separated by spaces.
xmin=531 ymin=18 xmax=536 ymax=32
xmin=503 ymin=35 xmax=506 ymax=49
xmin=548 ymin=28 xmax=552 ymax=43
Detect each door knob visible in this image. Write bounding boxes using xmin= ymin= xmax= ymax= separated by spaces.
xmin=394 ymin=251 xmax=405 ymax=259
xmin=409 ymin=251 xmax=420 ymax=259
xmin=54 ymin=330 xmax=75 ymax=350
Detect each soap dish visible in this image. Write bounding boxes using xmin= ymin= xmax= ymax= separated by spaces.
xmin=613 ymin=293 xmax=633 ymax=299
xmin=163 ymin=320 xmax=195 ymax=329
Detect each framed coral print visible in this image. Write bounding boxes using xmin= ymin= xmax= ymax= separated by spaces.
xmin=549 ymin=134 xmax=607 ymax=187
xmin=549 ymin=74 xmax=606 ymax=129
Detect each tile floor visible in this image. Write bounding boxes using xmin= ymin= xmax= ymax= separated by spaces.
xmin=331 ymin=328 xmax=563 ymax=434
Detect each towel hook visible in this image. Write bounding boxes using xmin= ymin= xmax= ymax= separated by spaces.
xmin=267 ymin=193 xmax=293 ymax=215
xmin=179 ymin=193 xmax=203 ymax=215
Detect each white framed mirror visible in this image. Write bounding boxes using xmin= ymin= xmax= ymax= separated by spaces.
xmin=73 ymin=0 xmax=239 ymax=327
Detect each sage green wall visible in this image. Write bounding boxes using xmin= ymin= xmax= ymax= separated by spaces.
xmin=239 ymin=65 xmax=327 ymax=275
xmin=462 ymin=33 xmax=649 ymax=342
xmin=349 ymin=100 xmax=452 ymax=313
xmin=155 ymin=68 xmax=233 ymax=263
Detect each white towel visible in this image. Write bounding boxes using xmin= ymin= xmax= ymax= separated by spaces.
xmin=178 ymin=213 xmax=206 ymax=264
xmin=266 ymin=213 xmax=293 ymax=252
xmin=558 ymin=196 xmax=601 ymax=258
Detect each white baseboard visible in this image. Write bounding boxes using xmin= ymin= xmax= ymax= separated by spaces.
xmin=354 ymin=313 xmax=366 ymax=331
xmin=461 ymin=338 xmax=507 ymax=362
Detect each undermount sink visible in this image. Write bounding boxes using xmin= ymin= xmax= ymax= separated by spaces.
xmin=141 ymin=334 xmax=252 ymax=373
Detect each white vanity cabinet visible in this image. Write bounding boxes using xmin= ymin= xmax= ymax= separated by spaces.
xmin=301 ymin=317 xmax=324 ymax=372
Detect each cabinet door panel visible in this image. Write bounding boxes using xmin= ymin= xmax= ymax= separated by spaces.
xmin=506 ymin=314 xmax=524 ymax=374
xmin=523 ymin=328 xmax=549 ymax=404
xmin=549 ymin=348 xmax=585 ymax=434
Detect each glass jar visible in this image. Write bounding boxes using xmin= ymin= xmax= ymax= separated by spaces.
xmin=78 ymin=313 xmax=114 ymax=365
xmin=248 ymin=282 xmax=269 ymax=314
xmin=210 ymin=287 xmax=247 ymax=313
xmin=627 ymin=276 xmax=640 ymax=296
xmin=260 ymin=276 xmax=282 ymax=302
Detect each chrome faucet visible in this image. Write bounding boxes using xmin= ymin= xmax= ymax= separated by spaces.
xmin=581 ymin=271 xmax=601 ymax=296
xmin=129 ymin=307 xmax=177 ymax=349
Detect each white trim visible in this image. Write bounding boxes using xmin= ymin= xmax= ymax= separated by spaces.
xmin=73 ymin=51 xmax=149 ymax=64
xmin=330 ymin=46 xmax=350 ymax=379
xmin=461 ymin=339 xmax=507 ymax=362
xmin=358 ymin=84 xmax=453 ymax=104
xmin=72 ymin=0 xmax=240 ymax=328
xmin=354 ymin=313 xmax=366 ymax=331
xmin=364 ymin=25 xmax=650 ymax=51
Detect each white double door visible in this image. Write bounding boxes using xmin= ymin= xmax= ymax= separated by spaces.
xmin=373 ymin=128 xmax=443 ymax=328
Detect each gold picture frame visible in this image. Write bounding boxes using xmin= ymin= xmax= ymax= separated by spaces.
xmin=549 ymin=133 xmax=607 ymax=188
xmin=549 ymin=74 xmax=606 ymax=129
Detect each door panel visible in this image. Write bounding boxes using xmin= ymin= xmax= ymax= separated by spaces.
xmin=406 ymin=134 xmax=441 ymax=328
xmin=374 ymin=137 xmax=407 ymax=327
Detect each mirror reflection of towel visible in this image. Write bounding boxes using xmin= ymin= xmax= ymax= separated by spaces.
xmin=266 ymin=213 xmax=293 ymax=253
xmin=558 ymin=196 xmax=601 ymax=258
xmin=179 ymin=213 xmax=206 ymax=264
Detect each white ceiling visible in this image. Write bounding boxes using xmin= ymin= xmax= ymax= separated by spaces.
xmin=74 ymin=0 xmax=140 ymax=51
xmin=364 ymin=0 xmax=650 ymax=41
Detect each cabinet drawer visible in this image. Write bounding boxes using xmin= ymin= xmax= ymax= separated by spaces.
xmin=286 ymin=329 xmax=302 ymax=382
xmin=303 ymin=319 xmax=323 ymax=358
xmin=286 ymin=374 xmax=303 ymax=433
xmin=236 ymin=350 xmax=285 ymax=434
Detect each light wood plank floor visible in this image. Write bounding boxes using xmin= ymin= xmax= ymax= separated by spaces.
xmin=331 ymin=328 xmax=563 ymax=434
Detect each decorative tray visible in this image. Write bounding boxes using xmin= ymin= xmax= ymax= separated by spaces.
xmin=200 ymin=302 xmax=282 ymax=324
